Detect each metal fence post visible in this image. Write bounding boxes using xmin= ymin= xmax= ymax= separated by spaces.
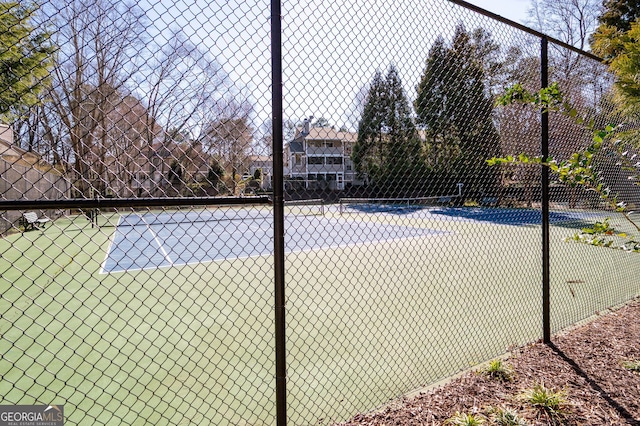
xmin=541 ymin=36 xmax=551 ymax=344
xmin=271 ymin=0 xmax=287 ymax=424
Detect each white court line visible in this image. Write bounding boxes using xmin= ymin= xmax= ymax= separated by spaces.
xmin=143 ymin=216 xmax=173 ymax=266
xmin=101 ymin=226 xmax=453 ymax=274
xmin=99 ymin=214 xmax=124 ymax=274
xmin=248 ymin=223 xmax=271 ymax=232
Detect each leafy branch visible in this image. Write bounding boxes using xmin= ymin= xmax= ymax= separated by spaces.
xmin=489 ymin=84 xmax=640 ymax=252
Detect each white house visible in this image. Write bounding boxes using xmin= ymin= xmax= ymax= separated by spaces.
xmin=247 ymin=155 xmax=272 ymax=189
xmin=284 ymin=121 xmax=361 ymax=191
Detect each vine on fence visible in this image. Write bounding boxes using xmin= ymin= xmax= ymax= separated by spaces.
xmin=488 ymin=83 xmax=640 ymax=252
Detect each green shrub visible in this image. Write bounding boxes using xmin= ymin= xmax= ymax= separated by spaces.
xmin=488 ymin=407 xmax=527 ymax=426
xmin=445 ymin=412 xmax=485 ymax=425
xmin=520 ymin=383 xmax=567 ymax=416
xmin=481 ymin=359 xmax=514 ymax=381
xmin=622 ymin=360 xmax=640 ymax=372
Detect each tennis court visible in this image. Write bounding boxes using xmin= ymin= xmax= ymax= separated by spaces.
xmin=102 ymin=201 xmax=612 ymax=274
xmin=101 ymin=206 xmax=449 ymax=273
xmin=3 ymin=203 xmax=638 ymax=425
xmin=337 ymin=199 xmax=610 ymax=227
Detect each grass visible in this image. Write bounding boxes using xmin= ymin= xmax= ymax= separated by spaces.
xmin=446 ymin=411 xmax=485 ymax=425
xmin=481 ymin=359 xmax=514 ymax=381
xmin=622 ymin=359 xmax=640 ymax=372
xmin=520 ymin=383 xmax=568 ymax=417
xmin=1 ymin=209 xmax=639 ymax=425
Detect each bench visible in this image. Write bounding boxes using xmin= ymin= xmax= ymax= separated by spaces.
xmin=20 ymin=211 xmax=51 ymax=231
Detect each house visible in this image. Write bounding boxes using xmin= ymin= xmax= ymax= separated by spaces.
xmin=0 ymin=124 xmax=70 ymax=234
xmin=284 ymin=121 xmax=362 ymax=191
xmin=247 ymin=155 xmax=273 ymax=189
xmin=0 ymin=125 xmax=46 ymax=168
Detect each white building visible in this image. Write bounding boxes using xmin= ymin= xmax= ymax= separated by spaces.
xmin=247 ymin=155 xmax=273 ymax=189
xmin=284 ymin=122 xmax=361 ymax=191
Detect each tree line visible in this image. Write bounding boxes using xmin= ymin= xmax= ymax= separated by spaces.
xmin=3 ymin=0 xmax=637 ymax=202
xmin=484 ymin=0 xmax=640 ymax=252
xmin=1 ymin=0 xmax=263 ymax=198
xmin=351 ymin=13 xmax=624 ymax=201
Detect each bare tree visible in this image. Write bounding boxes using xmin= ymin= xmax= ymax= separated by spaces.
xmin=526 ymin=0 xmax=604 ymax=89
xmin=30 ymin=2 xmax=239 ymax=198
xmin=527 ymin=0 xmax=602 ymax=50
xmin=38 ymin=0 xmax=146 ymax=197
xmin=525 ymin=0 xmax=615 ymax=208
xmin=344 ymin=83 xmax=369 ymax=131
xmin=138 ymin=30 xmax=240 ymax=195
xmin=256 ymin=119 xmax=273 ymax=157
xmin=101 ymin=94 xmax=153 ymax=197
xmin=202 ymin=100 xmax=254 ymax=195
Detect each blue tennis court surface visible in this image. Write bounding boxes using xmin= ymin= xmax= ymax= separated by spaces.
xmin=101 ymin=207 xmax=609 ymax=273
xmin=420 ymin=207 xmax=607 ymax=227
xmin=343 ymin=204 xmax=607 ymax=227
xmin=102 ymin=212 xmax=447 ymax=273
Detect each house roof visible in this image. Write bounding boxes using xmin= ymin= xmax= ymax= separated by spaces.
xmin=292 ymin=127 xmax=358 ymax=143
xmin=0 ymin=124 xmax=12 ymax=145
xmin=0 ymin=125 xmax=67 ymax=175
xmin=249 ymin=155 xmax=271 ymax=162
xmin=0 ymin=136 xmax=64 ymax=175
xmin=0 ymin=133 xmax=42 ymax=166
xmin=289 ymin=141 xmax=304 ymax=153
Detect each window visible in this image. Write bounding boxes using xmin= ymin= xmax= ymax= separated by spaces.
xmin=308 ymin=156 xmax=324 ymax=165
xmin=294 ymin=154 xmax=302 ymax=165
xmin=326 ymin=157 xmax=343 ymax=165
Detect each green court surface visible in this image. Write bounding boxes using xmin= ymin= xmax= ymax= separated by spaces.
xmin=1 ymin=210 xmax=638 ymax=424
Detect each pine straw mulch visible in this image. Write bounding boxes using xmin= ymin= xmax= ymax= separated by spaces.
xmin=337 ymin=298 xmax=640 ymax=425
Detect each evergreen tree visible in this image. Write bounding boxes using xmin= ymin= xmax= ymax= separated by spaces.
xmin=415 ymin=36 xmax=461 ymax=173
xmin=353 ymin=66 xmax=422 ymax=195
xmin=593 ymin=0 xmax=640 ymax=63
xmin=384 ymin=66 xmax=423 ymax=194
xmin=593 ymin=2 xmax=640 ymax=107
xmin=598 ymin=0 xmax=640 ymax=32
xmin=353 ymin=70 xmax=385 ymax=183
xmin=0 ymin=1 xmax=54 ymax=121
xmin=415 ymin=24 xmax=501 ymax=200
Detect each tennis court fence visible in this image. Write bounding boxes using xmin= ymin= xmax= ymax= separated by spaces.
xmin=1 ymin=0 xmax=639 ymax=425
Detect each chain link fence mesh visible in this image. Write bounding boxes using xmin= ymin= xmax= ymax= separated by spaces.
xmin=282 ymin=2 xmax=546 ymax=423
xmin=1 ymin=0 xmax=638 ymax=424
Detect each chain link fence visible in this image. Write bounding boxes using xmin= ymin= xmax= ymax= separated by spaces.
xmin=1 ymin=0 xmax=638 ymax=424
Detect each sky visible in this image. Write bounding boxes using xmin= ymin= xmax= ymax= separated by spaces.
xmin=277 ymin=0 xmax=539 ymax=130
xmin=135 ymin=0 xmax=539 ymax=136
xmin=464 ymin=0 xmax=531 ymax=24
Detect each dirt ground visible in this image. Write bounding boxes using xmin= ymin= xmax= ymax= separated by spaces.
xmin=337 ymin=299 xmax=640 ymax=425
